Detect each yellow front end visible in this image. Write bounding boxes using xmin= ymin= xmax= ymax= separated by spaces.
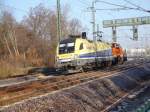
xmin=56 ymin=38 xmax=77 ymax=68
xmin=57 ymin=53 xmax=76 ymax=68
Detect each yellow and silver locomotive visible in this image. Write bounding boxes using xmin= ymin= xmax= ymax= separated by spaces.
xmin=56 ymin=33 xmax=125 ymax=71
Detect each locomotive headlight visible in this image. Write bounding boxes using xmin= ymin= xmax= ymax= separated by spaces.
xmin=74 ymin=54 xmax=78 ymax=59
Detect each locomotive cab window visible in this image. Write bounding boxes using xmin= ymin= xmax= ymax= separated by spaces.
xmin=59 ymin=42 xmax=75 ymax=54
xmin=67 ymin=43 xmax=75 ymax=53
xmin=79 ymin=43 xmax=84 ymax=50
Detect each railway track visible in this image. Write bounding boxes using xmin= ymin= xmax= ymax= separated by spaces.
xmin=0 ymin=59 xmax=146 ymax=88
xmin=0 ymin=59 xmax=149 ymax=107
xmin=104 ymin=81 xmax=150 ymax=112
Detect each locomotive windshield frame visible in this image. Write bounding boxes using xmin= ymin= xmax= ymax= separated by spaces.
xmin=59 ymin=38 xmax=76 ymax=54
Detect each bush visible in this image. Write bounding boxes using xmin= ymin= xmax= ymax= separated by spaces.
xmin=0 ymin=60 xmax=28 ymax=79
xmin=0 ymin=54 xmax=43 ymax=79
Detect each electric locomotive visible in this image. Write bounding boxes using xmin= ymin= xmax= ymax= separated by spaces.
xmin=56 ymin=33 xmax=127 ymax=71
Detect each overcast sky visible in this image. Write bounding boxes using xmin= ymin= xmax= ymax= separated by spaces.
xmin=2 ymin=0 xmax=150 ymax=49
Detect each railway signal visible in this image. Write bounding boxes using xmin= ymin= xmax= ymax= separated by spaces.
xmin=133 ymin=25 xmax=138 ymax=41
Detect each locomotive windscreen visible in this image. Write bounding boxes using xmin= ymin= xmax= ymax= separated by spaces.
xmin=59 ymin=38 xmax=76 ymax=54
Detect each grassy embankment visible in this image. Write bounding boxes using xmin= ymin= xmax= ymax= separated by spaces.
xmin=0 ymin=55 xmax=45 ymax=79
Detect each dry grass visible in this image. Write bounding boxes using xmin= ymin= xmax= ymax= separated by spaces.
xmin=0 ymin=60 xmax=29 ymax=79
xmin=0 ymin=54 xmax=43 ymax=79
xmin=0 ymin=49 xmax=54 ymax=79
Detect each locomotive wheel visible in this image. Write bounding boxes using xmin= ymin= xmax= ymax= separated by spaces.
xmin=82 ymin=65 xmax=91 ymax=72
xmin=100 ymin=61 xmax=105 ymax=68
xmin=112 ymin=57 xmax=118 ymax=65
xmin=118 ymin=57 xmax=124 ymax=64
xmin=107 ymin=61 xmax=112 ymax=67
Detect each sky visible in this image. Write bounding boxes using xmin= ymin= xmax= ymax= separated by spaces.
xmin=2 ymin=0 xmax=150 ymax=49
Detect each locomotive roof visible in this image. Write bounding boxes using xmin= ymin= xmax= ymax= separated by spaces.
xmin=60 ymin=38 xmax=76 ymax=44
xmin=60 ymin=38 xmax=111 ymax=45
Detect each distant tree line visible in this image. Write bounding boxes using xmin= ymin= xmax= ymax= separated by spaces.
xmin=0 ymin=4 xmax=82 ymax=67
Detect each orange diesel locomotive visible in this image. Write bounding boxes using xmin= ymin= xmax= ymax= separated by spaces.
xmin=112 ymin=43 xmax=127 ymax=64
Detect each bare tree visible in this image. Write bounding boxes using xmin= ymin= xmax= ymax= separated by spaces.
xmin=22 ymin=4 xmax=52 ymax=40
xmin=0 ymin=11 xmax=19 ymax=57
xmin=0 ymin=4 xmax=83 ymax=67
xmin=69 ymin=18 xmax=82 ymax=35
xmin=22 ymin=4 xmax=78 ymax=66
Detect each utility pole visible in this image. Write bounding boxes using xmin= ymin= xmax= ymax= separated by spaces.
xmin=55 ymin=0 xmax=61 ymax=67
xmin=112 ymin=26 xmax=117 ymax=42
xmin=97 ymin=24 xmax=103 ymax=41
xmin=97 ymin=24 xmax=99 ymax=38
xmin=57 ymin=0 xmax=61 ymax=42
xmin=90 ymin=1 xmax=96 ymax=41
xmin=89 ymin=0 xmax=98 ymax=66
